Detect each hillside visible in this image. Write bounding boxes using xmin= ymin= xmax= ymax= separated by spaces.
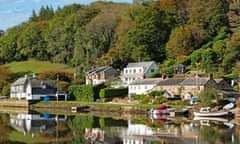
xmin=0 ymin=1 xmax=239 ymax=81
xmin=5 ymin=60 xmax=75 ymax=73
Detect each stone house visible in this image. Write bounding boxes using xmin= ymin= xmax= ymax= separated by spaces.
xmin=180 ymin=74 xmax=218 ymax=99
xmin=121 ymin=61 xmax=160 ymax=86
xmin=85 ymin=67 xmax=119 ymax=85
xmin=152 ymin=78 xmax=185 ymax=97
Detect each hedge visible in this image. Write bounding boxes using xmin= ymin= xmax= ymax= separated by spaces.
xmin=68 ymin=83 xmax=105 ymax=101
xmin=99 ymin=87 xmax=128 ymax=99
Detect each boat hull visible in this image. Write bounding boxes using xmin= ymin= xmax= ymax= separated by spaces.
xmin=193 ymin=111 xmax=229 ymax=117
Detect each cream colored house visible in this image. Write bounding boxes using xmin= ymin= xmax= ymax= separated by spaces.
xmin=121 ymin=61 xmax=160 ymax=86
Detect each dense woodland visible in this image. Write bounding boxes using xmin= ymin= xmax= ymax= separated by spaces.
xmin=0 ymin=0 xmax=240 ymax=82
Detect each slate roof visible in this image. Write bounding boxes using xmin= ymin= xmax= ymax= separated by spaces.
xmin=87 ymin=67 xmax=113 ymax=74
xmin=180 ymin=78 xmax=210 ymax=86
xmin=30 ymin=80 xmax=56 ymax=88
xmin=11 ymin=77 xmax=27 ymax=85
xmin=129 ymin=78 xmax=162 ymax=85
xmin=157 ymin=78 xmax=185 ymax=86
xmin=126 ymin=61 xmax=157 ymax=73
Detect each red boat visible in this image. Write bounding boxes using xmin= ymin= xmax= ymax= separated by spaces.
xmin=149 ymin=105 xmax=176 ymax=115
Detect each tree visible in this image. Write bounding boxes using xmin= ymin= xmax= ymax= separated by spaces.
xmin=166 ymin=24 xmax=205 ymax=59
xmin=208 ymin=0 xmax=229 ymax=37
xmin=125 ymin=2 xmax=174 ymax=62
xmin=0 ymin=65 xmax=12 ymax=95
xmin=200 ymin=49 xmax=217 ymax=73
xmin=223 ymin=30 xmax=240 ymax=73
xmin=199 ymin=88 xmax=220 ymax=107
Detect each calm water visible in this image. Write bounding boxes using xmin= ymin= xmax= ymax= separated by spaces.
xmin=0 ymin=111 xmax=239 ymax=144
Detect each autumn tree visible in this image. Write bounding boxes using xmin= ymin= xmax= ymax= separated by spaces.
xmin=166 ymin=24 xmax=205 ymax=59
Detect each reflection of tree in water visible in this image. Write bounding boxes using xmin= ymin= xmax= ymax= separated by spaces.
xmin=67 ymin=115 xmax=94 ymax=143
xmin=0 ymin=114 xmax=13 ymax=143
xmin=200 ymin=126 xmax=220 ymax=144
xmin=38 ymin=123 xmax=73 ymax=140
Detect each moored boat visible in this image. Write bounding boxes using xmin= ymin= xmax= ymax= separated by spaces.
xmin=149 ymin=105 xmax=176 ymax=115
xmin=193 ymin=107 xmax=229 ymax=117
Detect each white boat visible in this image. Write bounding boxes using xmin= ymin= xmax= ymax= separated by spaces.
xmin=223 ymin=102 xmax=235 ymax=110
xmin=193 ymin=116 xmax=229 ymax=122
xmin=193 ymin=107 xmax=229 ymax=117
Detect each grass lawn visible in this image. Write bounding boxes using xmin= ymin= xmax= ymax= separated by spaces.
xmin=5 ymin=59 xmax=75 ymax=73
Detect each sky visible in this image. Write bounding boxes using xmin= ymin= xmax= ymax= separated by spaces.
xmin=0 ymin=0 xmax=132 ymax=31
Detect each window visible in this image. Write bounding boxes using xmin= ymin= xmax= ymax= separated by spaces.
xmin=125 ymin=70 xmax=128 ymax=74
xmin=151 ymin=69 xmax=154 ymax=72
xmin=139 ymin=69 xmax=142 ymax=73
xmin=133 ymin=69 xmax=136 ymax=74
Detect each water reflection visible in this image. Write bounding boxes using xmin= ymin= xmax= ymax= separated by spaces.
xmin=10 ymin=113 xmax=67 ymax=137
xmin=2 ymin=112 xmax=239 ymax=144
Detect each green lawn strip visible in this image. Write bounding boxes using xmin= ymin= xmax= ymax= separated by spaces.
xmin=32 ymin=101 xmax=187 ymax=110
xmin=5 ymin=59 xmax=75 ymax=73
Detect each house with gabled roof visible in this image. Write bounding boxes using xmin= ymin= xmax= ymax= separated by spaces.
xmin=152 ymin=78 xmax=185 ymax=97
xmin=128 ymin=78 xmax=162 ymax=95
xmin=121 ymin=61 xmax=160 ymax=86
xmin=10 ymin=74 xmax=67 ymax=100
xmin=86 ymin=66 xmax=119 ymax=85
xmin=180 ymin=74 xmax=217 ymax=99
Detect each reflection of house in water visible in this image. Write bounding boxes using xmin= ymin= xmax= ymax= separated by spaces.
xmin=10 ymin=113 xmax=67 ymax=138
xmin=85 ymin=128 xmax=121 ymax=144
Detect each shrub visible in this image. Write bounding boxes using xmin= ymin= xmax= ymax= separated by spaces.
xmin=133 ymin=94 xmax=146 ymax=100
xmin=99 ymin=87 xmax=128 ymax=99
xmin=68 ymin=84 xmax=105 ymax=101
xmin=153 ymin=96 xmax=168 ymax=104
xmin=39 ymin=70 xmax=74 ymax=82
xmin=149 ymin=90 xmax=166 ymax=97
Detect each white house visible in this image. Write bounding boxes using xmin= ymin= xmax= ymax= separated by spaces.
xmin=128 ymin=78 xmax=162 ymax=96
xmin=121 ymin=61 xmax=160 ymax=86
xmin=10 ymin=74 xmax=67 ymax=100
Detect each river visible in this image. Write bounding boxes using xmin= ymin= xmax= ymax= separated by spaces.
xmin=0 ymin=110 xmax=239 ymax=144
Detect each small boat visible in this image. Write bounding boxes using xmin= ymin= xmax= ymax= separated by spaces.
xmin=193 ymin=107 xmax=229 ymax=117
xmin=193 ymin=116 xmax=229 ymax=122
xmin=149 ymin=105 xmax=176 ymax=115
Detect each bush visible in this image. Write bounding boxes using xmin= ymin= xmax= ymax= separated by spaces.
xmin=149 ymin=90 xmax=166 ymax=97
xmin=39 ymin=70 xmax=74 ymax=82
xmin=133 ymin=94 xmax=146 ymax=100
xmin=99 ymin=87 xmax=128 ymax=99
xmin=68 ymin=84 xmax=105 ymax=101
xmin=153 ymin=96 xmax=168 ymax=104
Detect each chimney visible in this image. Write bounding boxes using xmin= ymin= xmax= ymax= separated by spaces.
xmin=209 ymin=73 xmax=213 ymax=79
xmin=162 ymin=74 xmax=166 ymax=80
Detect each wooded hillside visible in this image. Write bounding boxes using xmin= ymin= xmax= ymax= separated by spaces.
xmin=0 ymin=0 xmax=239 ymax=81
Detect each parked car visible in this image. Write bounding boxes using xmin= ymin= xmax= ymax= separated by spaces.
xmin=190 ymin=96 xmax=198 ymax=105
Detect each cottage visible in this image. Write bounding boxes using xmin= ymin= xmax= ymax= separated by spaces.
xmin=10 ymin=74 xmax=67 ymax=100
xmin=215 ymin=78 xmax=240 ymax=98
xmin=121 ymin=61 xmax=160 ymax=86
xmin=180 ymin=74 xmax=217 ymax=99
xmin=86 ymin=67 xmax=119 ymax=85
xmin=152 ymin=78 xmax=185 ymax=97
xmin=128 ymin=78 xmax=162 ymax=96
xmin=174 ymin=64 xmax=185 ymax=74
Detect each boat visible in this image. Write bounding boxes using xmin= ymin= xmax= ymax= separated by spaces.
xmin=193 ymin=107 xmax=229 ymax=117
xmin=149 ymin=105 xmax=176 ymax=115
xmin=193 ymin=116 xmax=229 ymax=122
